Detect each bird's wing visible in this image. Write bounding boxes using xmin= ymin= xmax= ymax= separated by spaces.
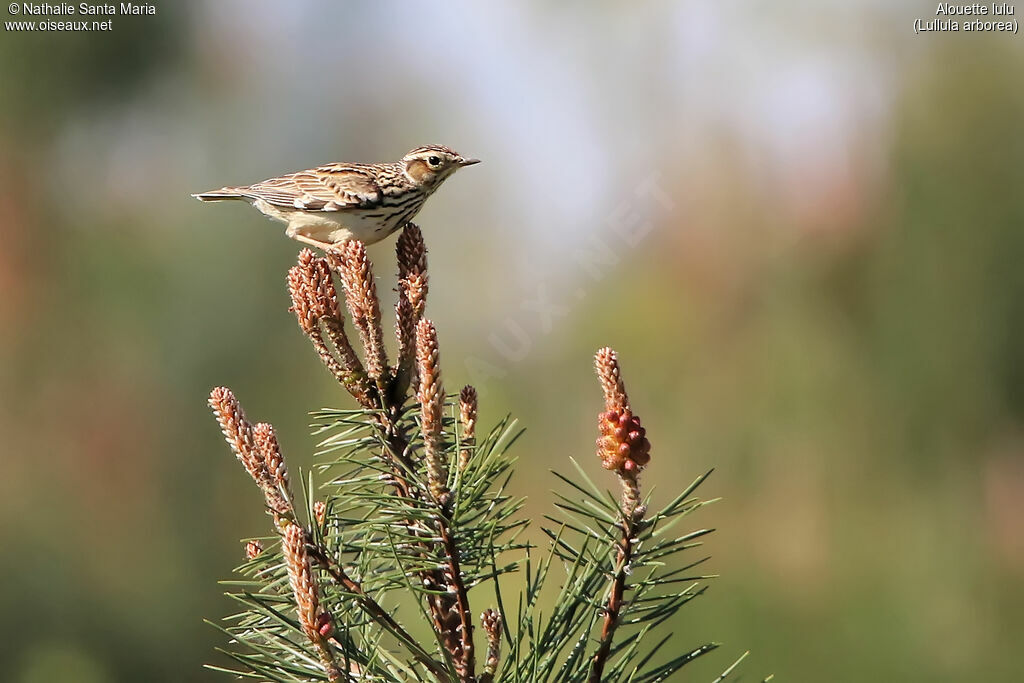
xmin=241 ymin=166 xmax=384 ymax=212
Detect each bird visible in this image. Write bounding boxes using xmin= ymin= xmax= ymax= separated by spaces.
xmin=192 ymin=144 xmax=479 ymax=249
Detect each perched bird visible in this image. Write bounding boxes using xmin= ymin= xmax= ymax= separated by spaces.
xmin=192 ymin=145 xmax=479 ymax=249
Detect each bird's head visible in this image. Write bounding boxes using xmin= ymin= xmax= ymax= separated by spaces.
xmin=401 ymin=145 xmax=480 ymax=188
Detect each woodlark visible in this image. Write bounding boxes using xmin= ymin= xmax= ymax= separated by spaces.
xmin=192 ymin=145 xmax=479 ymax=249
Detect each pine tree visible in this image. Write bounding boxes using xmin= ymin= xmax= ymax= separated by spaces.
xmin=205 ymin=224 xmax=763 ymax=682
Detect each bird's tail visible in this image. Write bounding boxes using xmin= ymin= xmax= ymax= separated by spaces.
xmin=192 ymin=186 xmax=248 ymax=202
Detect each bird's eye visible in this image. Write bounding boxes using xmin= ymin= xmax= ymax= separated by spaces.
xmin=428 ymin=156 xmax=442 ymax=167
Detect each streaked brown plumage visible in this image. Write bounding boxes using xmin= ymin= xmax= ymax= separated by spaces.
xmin=192 ymin=145 xmax=479 ymax=249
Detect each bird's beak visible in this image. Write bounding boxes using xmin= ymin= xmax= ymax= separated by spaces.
xmin=458 ymin=157 xmax=481 ymax=167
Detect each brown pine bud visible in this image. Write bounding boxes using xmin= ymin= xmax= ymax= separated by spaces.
xmin=287 ymin=253 xmax=318 ymax=335
xmin=281 ymin=523 xmax=342 ymax=679
xmin=405 ymin=272 xmax=428 ymax=320
xmin=416 ymin=319 xmax=448 ymax=501
xmin=458 ymin=386 xmax=478 ymax=471
xmin=331 ymin=240 xmax=388 ymax=380
xmin=396 ymin=223 xmax=428 ymax=282
xmin=416 ymin=320 xmax=444 ymax=434
xmin=253 ymin=422 xmax=288 ymax=489
xmin=287 ymin=250 xmax=341 ymax=333
xmin=250 ymin=423 xmax=291 ymax=515
xmin=595 ymin=347 xmax=629 ymax=412
xmin=282 ymin=524 xmax=320 ymax=640
xmin=395 ymin=290 xmax=417 ymax=375
xmin=397 ymin=224 xmax=429 ymax=317
xmin=209 ymin=387 xmax=264 ymax=486
xmin=459 ymin=386 xmax=478 ymax=442
xmin=481 ymin=608 xmax=503 ymax=675
xmin=313 ymin=500 xmax=327 ymax=527
xmin=245 ymin=539 xmax=263 ymax=560
xmin=287 ymin=251 xmax=372 ymax=406
xmin=394 ymin=225 xmax=430 ymax=396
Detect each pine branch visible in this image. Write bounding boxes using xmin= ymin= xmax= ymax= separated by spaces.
xmin=206 ymin=224 xmax=764 ymax=682
xmin=364 ymin=400 xmax=478 ymax=681
xmin=316 ymin=229 xmax=478 ymax=680
xmin=303 ymin=540 xmax=449 ymax=679
xmin=587 ymin=349 xmax=652 ymax=681
xmin=588 ymin=478 xmax=643 ymax=683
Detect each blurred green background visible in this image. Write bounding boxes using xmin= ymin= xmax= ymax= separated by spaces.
xmin=2 ymin=2 xmax=1023 ymax=681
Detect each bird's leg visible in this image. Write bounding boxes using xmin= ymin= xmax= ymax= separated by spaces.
xmin=290 ymin=233 xmax=340 ymax=253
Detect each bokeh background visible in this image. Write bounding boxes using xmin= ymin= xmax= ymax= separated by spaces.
xmin=2 ymin=1 xmax=1023 ymax=681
